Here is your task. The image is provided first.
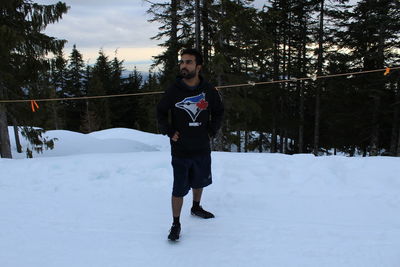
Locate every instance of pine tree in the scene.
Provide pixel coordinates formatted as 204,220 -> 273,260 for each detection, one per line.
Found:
119,67 -> 143,128
0,0 -> 68,158
263,0 -> 314,153
88,50 -> 112,130
308,0 -> 353,155
64,44 -> 85,131
207,0 -> 261,151
138,71 -> 161,132
148,0 -> 189,87
109,55 -> 127,127
66,45 -> 85,97
340,0 -> 400,155
50,53 -> 67,129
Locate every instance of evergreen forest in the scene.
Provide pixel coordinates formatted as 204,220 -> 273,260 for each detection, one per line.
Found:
1,0 -> 400,158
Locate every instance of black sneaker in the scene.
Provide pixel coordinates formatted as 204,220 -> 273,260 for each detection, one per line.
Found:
191,206 -> 215,219
168,223 -> 181,241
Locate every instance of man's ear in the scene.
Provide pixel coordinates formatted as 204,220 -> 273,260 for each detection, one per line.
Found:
196,65 -> 202,73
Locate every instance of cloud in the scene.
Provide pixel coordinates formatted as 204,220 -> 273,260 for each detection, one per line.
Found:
36,0 -> 164,71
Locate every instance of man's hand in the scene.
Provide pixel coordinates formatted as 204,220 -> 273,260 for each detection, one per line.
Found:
171,131 -> 180,142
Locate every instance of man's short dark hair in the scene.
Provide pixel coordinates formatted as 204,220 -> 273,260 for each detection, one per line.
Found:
181,48 -> 203,66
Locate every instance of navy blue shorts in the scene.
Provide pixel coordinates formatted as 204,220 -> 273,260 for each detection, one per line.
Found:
171,154 -> 212,197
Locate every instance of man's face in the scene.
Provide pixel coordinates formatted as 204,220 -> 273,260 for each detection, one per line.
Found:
179,54 -> 201,79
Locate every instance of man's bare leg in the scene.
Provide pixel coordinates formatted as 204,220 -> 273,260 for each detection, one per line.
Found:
192,188 -> 203,202
169,196 -> 183,241
172,196 -> 183,218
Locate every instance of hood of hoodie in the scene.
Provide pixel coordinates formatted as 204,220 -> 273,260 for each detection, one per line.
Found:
174,75 -> 209,92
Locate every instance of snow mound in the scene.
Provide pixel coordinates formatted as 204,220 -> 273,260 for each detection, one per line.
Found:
8,127 -> 169,158
89,128 -> 170,152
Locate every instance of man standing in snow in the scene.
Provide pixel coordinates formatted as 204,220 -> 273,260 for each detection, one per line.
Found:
157,48 -> 224,241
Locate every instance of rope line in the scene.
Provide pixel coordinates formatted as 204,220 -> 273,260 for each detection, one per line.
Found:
215,66 -> 400,89
0,66 -> 398,104
0,91 -> 164,103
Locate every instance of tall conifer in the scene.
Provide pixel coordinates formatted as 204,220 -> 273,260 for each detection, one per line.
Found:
0,0 -> 68,158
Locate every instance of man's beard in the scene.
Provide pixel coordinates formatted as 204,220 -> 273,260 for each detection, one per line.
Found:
180,68 -> 196,79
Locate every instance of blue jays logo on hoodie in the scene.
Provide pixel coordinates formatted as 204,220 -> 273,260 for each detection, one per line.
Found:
175,92 -> 209,122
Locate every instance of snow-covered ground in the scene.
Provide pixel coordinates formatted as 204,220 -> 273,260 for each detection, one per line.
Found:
1,127 -> 400,267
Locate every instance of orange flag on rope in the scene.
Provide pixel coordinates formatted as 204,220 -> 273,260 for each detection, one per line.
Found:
384,67 -> 391,76
31,100 -> 39,112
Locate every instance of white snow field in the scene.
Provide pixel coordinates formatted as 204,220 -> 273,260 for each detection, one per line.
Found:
1,127 -> 400,267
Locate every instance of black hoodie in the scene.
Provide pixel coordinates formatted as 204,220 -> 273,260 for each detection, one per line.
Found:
157,76 -> 224,157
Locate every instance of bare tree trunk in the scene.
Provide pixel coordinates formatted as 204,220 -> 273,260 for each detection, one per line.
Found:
259,132 -> 263,152
201,0 -> 210,66
397,127 -> 400,156
298,4 -> 308,154
244,130 -> 248,152
280,129 -> 284,153
213,19 -> 224,151
313,0 -> 324,156
271,123 -> 277,153
216,1 -> 224,87
369,18 -> 386,156
292,139 -> 295,151
0,81 -> 12,158
369,94 -> 380,156
314,83 -> 321,156
237,130 -> 241,152
298,80 -> 304,153
280,9 -> 288,155
0,106 -> 12,158
195,0 -> 201,51
363,145 -> 367,157
170,0 -> 179,68
271,3 -> 280,154
210,1 -> 225,152
11,117 -> 22,153
284,129 -> 288,154
390,81 -> 399,154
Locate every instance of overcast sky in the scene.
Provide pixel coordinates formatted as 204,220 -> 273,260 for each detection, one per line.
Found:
35,0 -> 271,72
36,0 -> 355,72
36,0 -> 162,71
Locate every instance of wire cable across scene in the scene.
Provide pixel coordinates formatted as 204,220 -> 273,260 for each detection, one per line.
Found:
0,66 -> 398,104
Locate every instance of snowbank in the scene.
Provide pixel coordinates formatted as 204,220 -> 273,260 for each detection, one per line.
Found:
1,128 -> 399,267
